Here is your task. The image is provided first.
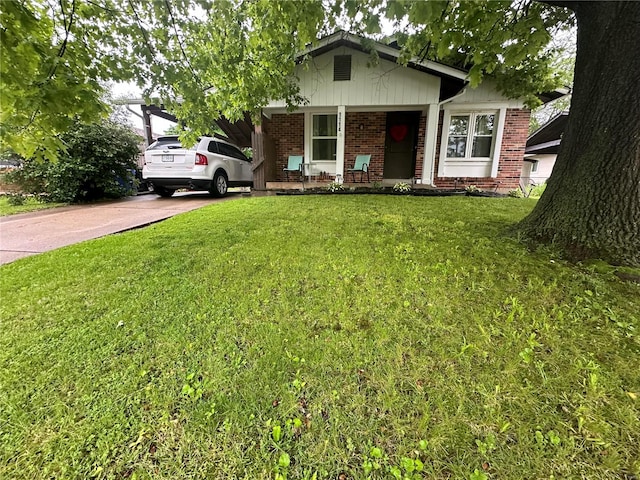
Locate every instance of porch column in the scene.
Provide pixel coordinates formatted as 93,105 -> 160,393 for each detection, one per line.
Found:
336,105 -> 346,180
422,103 -> 439,185
141,106 -> 153,147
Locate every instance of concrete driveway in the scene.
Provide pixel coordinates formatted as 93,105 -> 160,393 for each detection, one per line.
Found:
0,192 -> 239,265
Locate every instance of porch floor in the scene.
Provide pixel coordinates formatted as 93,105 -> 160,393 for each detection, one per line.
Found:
265,180 -> 438,190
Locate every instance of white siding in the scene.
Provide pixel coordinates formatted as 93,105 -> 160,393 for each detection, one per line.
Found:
267,47 -> 441,109
522,154 -> 556,183
449,79 -> 525,108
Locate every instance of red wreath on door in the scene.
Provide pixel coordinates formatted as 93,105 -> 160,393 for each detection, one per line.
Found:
390,124 -> 408,142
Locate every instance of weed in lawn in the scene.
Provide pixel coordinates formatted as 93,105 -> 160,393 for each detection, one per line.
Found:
181,372 -> 207,401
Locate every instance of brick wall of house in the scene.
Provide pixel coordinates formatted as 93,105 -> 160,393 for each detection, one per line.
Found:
495,109 -> 530,189
266,108 -> 528,188
433,108 -> 530,190
344,112 -> 386,180
267,113 -> 305,182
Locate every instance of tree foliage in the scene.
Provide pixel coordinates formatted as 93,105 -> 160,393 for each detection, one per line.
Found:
1,1 -> 134,159
529,29 -> 575,132
2,0 -> 575,156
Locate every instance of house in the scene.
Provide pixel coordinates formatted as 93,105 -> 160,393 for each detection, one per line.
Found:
522,111 -> 568,186
254,31 -> 566,191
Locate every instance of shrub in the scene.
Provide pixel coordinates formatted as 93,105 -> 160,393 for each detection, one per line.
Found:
528,182 -> 547,198
6,120 -> 140,203
327,182 -> 344,192
5,193 -> 26,206
465,185 -> 480,193
393,182 -> 411,193
509,189 -> 524,198
4,158 -> 49,195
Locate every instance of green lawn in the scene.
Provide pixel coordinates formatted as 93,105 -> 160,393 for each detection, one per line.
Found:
1,196 -> 638,480
0,196 -> 67,216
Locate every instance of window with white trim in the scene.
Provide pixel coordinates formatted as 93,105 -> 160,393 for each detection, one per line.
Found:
446,113 -> 495,159
312,114 -> 337,162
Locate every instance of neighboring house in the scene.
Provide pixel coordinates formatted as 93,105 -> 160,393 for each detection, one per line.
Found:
522,111 -> 568,185
255,30 -> 566,191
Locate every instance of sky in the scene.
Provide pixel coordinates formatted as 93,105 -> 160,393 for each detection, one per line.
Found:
110,82 -> 176,135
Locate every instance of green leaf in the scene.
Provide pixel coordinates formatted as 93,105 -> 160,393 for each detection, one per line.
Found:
272,424 -> 282,442
470,469 -> 488,480
278,452 -> 290,468
370,446 -> 383,458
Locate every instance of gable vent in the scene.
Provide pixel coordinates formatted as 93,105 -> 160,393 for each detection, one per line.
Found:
333,55 -> 352,81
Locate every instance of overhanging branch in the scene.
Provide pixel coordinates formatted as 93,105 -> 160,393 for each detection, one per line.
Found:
538,0 -> 578,11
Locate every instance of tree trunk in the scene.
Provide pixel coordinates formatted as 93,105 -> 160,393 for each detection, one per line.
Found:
520,1 -> 640,266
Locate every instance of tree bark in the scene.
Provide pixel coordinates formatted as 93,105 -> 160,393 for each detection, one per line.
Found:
520,1 -> 640,266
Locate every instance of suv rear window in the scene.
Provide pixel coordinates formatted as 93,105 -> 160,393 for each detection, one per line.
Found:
147,136 -> 182,150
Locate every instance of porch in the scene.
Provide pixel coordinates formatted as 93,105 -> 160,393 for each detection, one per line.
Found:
251,107 -> 440,190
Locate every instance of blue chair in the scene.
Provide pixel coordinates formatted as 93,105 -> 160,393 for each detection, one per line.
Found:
347,154 -> 371,182
283,155 -> 303,181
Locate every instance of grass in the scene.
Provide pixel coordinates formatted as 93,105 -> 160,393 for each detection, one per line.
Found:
1,195 -> 638,480
528,183 -> 547,198
0,195 -> 67,216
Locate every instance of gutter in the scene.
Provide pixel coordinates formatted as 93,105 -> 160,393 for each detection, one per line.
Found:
438,87 -> 468,107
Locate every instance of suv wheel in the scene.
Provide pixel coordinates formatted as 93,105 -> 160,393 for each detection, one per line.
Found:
210,171 -> 228,197
154,186 -> 175,197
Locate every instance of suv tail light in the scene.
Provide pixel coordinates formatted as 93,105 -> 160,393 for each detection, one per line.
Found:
195,153 -> 208,165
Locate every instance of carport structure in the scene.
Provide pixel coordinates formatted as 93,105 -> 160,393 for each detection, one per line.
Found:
116,99 -> 280,190
130,101 -> 255,148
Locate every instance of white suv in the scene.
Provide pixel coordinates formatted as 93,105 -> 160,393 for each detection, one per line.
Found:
142,136 -> 253,197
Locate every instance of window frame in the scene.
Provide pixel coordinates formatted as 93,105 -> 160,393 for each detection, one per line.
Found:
438,106 -> 507,179
445,112 -> 497,160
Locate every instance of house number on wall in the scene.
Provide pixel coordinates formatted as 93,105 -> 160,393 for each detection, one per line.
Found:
337,111 -> 342,134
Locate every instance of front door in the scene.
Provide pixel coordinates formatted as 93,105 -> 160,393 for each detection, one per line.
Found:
383,111 -> 421,179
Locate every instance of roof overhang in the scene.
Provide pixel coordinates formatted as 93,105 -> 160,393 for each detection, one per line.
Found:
536,86 -> 571,104
525,139 -> 561,155
526,111 -> 569,153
